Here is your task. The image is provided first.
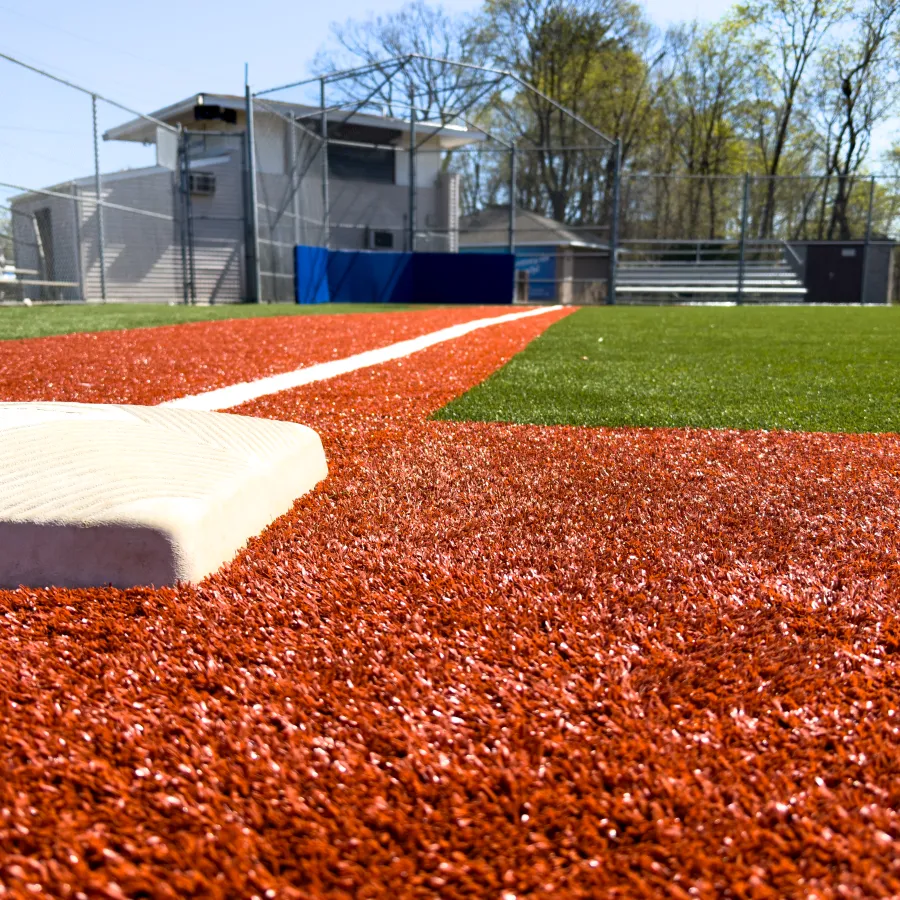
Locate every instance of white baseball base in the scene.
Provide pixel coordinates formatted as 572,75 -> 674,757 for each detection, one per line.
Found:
0,403 -> 327,589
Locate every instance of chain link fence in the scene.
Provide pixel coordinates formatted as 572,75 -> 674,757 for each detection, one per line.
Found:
248,70 -> 618,306
179,130 -> 247,305
617,173 -> 899,304
4,49 -> 897,307
442,144 -> 614,304
0,53 -> 212,305
250,99 -> 325,303
246,73 -> 899,307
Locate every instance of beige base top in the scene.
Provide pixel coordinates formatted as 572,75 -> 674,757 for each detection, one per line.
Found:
0,403 -> 328,588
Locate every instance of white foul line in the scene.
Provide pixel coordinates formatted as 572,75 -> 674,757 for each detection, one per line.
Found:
162,306 -> 563,412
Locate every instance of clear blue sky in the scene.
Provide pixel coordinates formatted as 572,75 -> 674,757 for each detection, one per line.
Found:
0,0 -> 853,207
0,0 -> 731,102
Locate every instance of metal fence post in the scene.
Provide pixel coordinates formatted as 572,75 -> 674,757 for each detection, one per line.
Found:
607,138 -> 622,305
71,182 -> 85,302
244,85 -> 261,303
508,143 -> 517,255
861,175 -> 876,305
180,129 -> 197,305
91,94 -> 107,302
178,127 -> 190,305
737,173 -> 750,305
289,113 -> 300,247
408,87 -> 417,253
320,78 -> 329,250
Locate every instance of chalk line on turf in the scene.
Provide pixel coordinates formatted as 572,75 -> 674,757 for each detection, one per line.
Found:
162,306 -> 563,412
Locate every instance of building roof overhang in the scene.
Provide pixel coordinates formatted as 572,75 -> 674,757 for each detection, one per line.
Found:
104,92 -> 484,150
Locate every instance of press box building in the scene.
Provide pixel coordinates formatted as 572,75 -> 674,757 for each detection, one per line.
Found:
10,92 -> 481,304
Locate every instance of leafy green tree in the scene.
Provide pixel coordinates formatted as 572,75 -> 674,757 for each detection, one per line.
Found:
470,0 -> 670,227
651,22 -> 751,238
314,0 -> 900,249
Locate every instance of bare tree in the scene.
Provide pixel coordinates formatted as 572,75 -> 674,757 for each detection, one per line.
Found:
814,0 -> 899,238
736,0 -> 847,237
313,1 -> 491,124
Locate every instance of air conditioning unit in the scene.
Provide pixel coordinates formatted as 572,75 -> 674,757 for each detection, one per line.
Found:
367,229 -> 395,250
189,172 -> 216,196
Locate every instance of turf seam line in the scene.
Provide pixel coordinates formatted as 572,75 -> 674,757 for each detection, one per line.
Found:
161,306 -> 563,412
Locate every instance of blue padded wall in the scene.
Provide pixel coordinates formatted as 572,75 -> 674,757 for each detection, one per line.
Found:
412,253 -> 514,304
295,246 -> 330,304
294,246 -> 515,304
326,250 -> 414,304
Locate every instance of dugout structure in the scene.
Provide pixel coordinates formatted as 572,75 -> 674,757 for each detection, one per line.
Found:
247,55 -> 620,304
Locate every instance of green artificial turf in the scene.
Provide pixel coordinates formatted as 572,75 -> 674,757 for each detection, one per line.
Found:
435,306 -> 900,433
0,302 -> 422,341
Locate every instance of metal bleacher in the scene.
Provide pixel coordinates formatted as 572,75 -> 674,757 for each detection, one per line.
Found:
616,241 -> 807,302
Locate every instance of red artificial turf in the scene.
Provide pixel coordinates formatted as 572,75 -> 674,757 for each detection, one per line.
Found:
0,306 -> 511,406
2,306 -> 900,898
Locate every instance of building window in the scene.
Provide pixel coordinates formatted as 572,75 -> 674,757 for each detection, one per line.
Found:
327,144 -> 394,183
193,104 -> 238,125
189,172 -> 216,196
369,229 -> 395,249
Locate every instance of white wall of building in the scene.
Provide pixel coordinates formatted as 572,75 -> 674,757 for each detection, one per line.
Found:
394,149 -> 440,188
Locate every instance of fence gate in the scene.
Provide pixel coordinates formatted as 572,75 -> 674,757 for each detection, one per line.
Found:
179,130 -> 247,304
